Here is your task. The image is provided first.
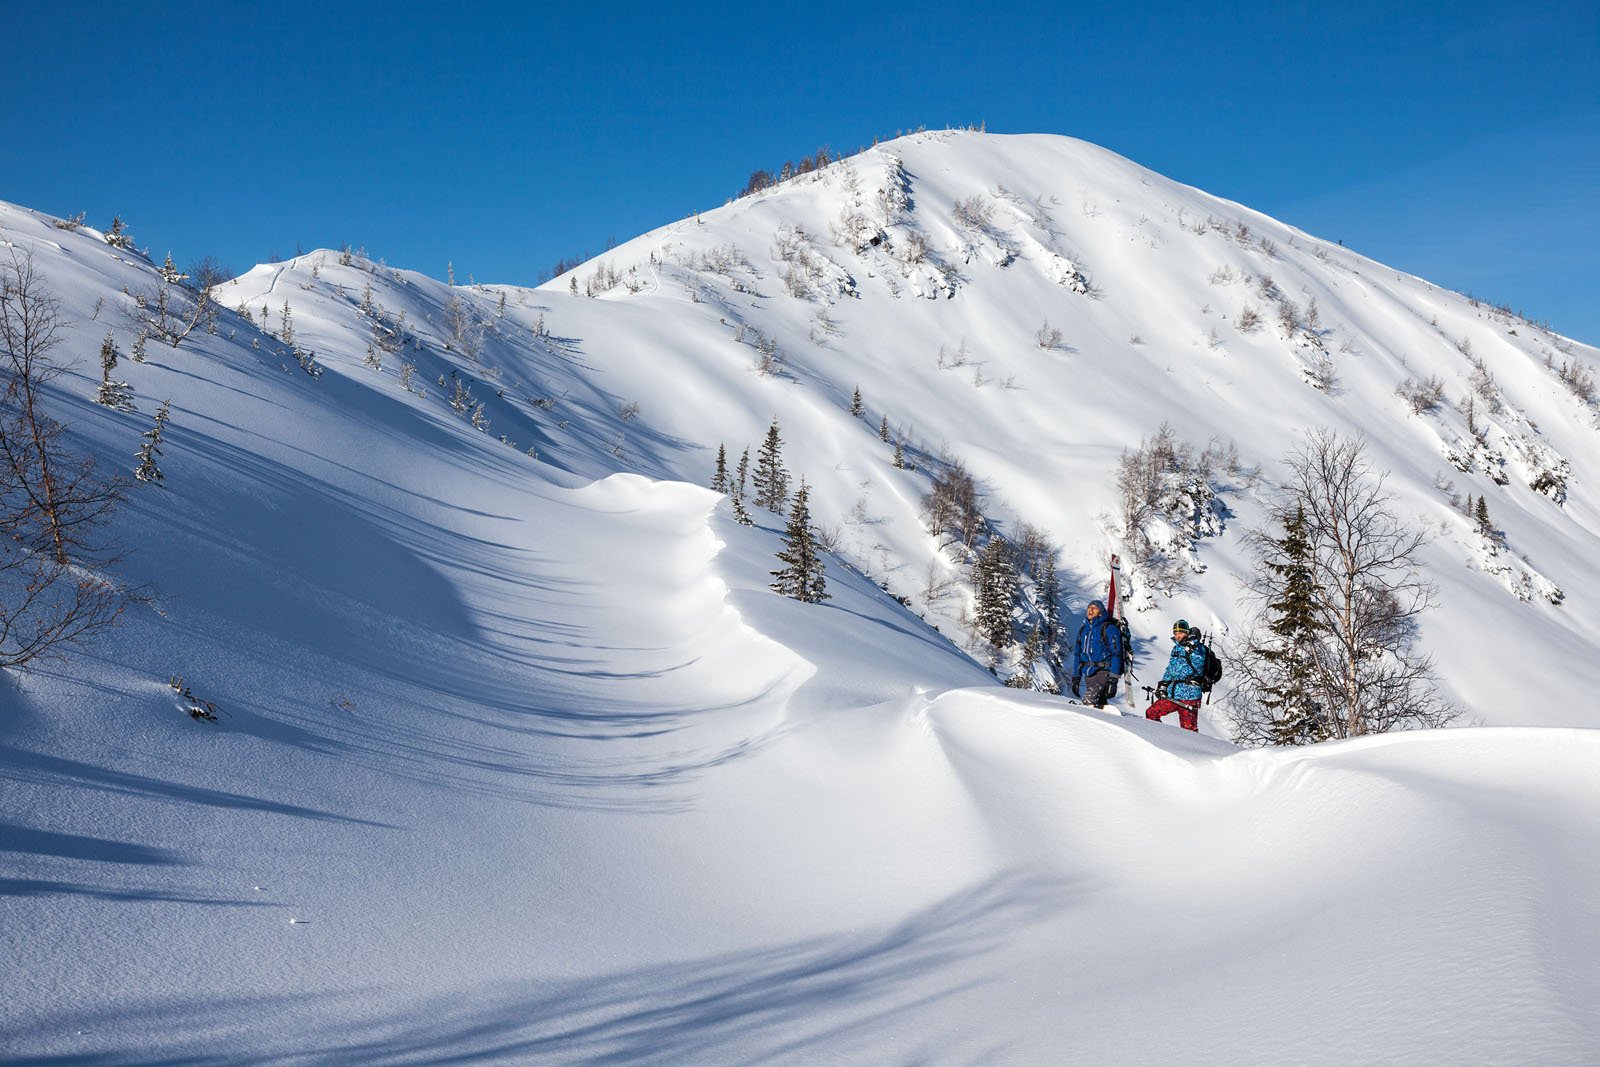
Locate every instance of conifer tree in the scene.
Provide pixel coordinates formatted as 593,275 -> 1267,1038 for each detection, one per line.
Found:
771,479 -> 828,603
893,439 -> 906,469
1008,627 -> 1043,688
134,400 -> 171,485
94,333 -> 134,410
1253,505 -> 1328,744
850,386 -> 863,417
711,443 -> 729,494
1474,495 -> 1493,538
973,537 -> 1018,658
280,300 -> 294,346
732,448 -> 754,526
753,418 -> 789,512
878,414 -> 890,442
1038,555 -> 1061,652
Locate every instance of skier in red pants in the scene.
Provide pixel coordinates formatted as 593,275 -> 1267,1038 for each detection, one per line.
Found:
1146,619 -> 1206,732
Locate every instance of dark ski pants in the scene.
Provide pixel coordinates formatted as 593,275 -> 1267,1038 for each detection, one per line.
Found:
1146,697 -> 1200,732
1084,669 -> 1118,708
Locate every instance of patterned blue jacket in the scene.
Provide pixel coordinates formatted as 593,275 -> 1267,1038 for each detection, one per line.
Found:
1160,636 -> 1208,703
1072,606 -> 1123,679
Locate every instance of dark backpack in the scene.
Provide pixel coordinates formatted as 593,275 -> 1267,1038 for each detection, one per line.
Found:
1191,632 -> 1223,692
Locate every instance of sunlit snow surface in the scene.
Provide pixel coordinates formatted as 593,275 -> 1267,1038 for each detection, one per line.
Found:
2,132 -> 1598,1063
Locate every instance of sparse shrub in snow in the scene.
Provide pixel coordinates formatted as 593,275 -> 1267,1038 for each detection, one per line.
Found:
951,194 -> 993,231
51,210 -> 86,232
1117,425 -> 1227,596
830,207 -> 882,253
756,334 -> 782,376
899,231 -> 929,265
1557,359 -> 1596,404
1044,254 -> 1090,294
1396,375 -> 1447,414
876,156 -> 912,223
128,279 -> 215,349
1036,321 -> 1063,350
618,400 -> 641,421
1276,299 -> 1299,336
1467,356 -> 1503,412
1302,355 -> 1338,392
1237,305 -> 1262,333
921,455 -> 983,549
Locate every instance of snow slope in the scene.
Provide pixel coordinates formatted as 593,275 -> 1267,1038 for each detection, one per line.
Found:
2,132 -> 1599,1063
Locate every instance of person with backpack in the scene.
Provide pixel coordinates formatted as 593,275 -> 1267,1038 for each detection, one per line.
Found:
1146,619 -> 1208,732
1071,600 -> 1123,708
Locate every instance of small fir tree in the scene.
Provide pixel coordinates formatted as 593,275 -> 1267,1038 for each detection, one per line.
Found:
134,400 -> 171,485
95,333 -> 134,410
878,414 -> 890,442
280,300 -> 294,346
850,386 -> 863,417
753,418 -> 789,512
732,448 -> 754,526
1038,556 -> 1061,653
711,443 -> 729,494
770,479 -> 828,603
893,439 -> 906,469
1474,495 -> 1493,538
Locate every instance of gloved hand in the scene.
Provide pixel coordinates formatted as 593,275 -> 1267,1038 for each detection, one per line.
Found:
1070,677 -> 1080,698
1156,680 -> 1169,700
1107,678 -> 1119,699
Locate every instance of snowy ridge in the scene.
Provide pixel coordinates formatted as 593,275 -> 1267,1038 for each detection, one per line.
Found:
2,132 -> 1598,1063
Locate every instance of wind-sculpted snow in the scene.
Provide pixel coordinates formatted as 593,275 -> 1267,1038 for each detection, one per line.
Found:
2,133 -> 1598,1062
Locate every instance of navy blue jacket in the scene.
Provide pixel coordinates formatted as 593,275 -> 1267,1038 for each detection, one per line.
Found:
1072,608 -> 1124,679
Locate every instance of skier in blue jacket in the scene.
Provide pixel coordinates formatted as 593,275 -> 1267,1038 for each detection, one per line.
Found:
1071,600 -> 1123,708
1146,619 -> 1206,731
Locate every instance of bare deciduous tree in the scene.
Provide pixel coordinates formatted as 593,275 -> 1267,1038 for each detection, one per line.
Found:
0,248 -> 128,669
1228,429 -> 1455,743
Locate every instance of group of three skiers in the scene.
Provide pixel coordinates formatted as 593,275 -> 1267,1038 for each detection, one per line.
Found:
1069,600 -> 1207,732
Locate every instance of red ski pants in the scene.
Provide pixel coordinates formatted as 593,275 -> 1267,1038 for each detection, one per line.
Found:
1146,697 -> 1200,732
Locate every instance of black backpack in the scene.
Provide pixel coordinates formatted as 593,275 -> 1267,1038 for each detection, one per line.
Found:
1191,631 -> 1223,693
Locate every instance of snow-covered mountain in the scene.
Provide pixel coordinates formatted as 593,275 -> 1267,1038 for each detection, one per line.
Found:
3,131 -> 1597,1063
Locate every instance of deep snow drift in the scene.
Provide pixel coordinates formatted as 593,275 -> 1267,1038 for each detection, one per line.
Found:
2,132 -> 1598,1063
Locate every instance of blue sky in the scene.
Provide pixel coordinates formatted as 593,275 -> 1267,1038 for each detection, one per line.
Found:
7,1 -> 1598,340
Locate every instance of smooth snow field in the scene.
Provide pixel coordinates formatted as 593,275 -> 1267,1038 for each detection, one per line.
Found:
3,132 -> 1598,1063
